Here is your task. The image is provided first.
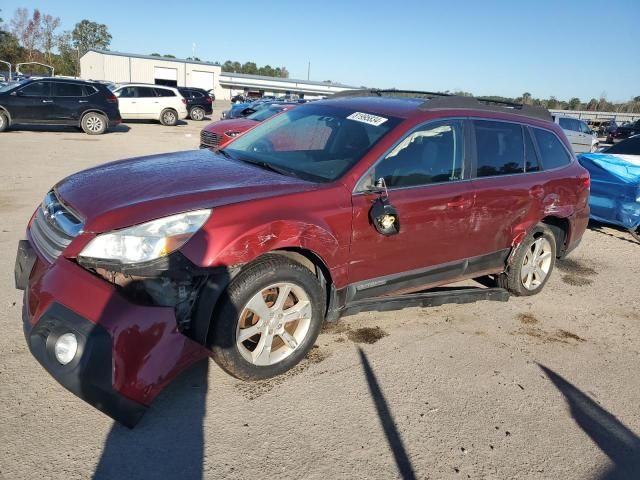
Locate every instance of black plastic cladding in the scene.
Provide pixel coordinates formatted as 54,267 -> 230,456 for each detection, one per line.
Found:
331,89 -> 552,122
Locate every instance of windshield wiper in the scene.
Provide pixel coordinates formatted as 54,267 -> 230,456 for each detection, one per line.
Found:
213,148 -> 233,159
239,158 -> 293,177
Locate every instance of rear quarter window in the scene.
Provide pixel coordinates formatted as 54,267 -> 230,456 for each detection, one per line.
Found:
532,128 -> 572,170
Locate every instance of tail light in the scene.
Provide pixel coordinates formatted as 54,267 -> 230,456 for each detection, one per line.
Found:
106,94 -> 118,104
580,173 -> 590,190
182,98 -> 187,105
206,97 -> 212,103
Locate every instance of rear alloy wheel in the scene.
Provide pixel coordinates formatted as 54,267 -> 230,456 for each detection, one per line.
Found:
190,106 -> 205,121
0,111 -> 9,132
629,227 -> 640,243
160,109 -> 178,126
210,254 -> 324,380
81,112 -> 107,135
496,225 -> 556,296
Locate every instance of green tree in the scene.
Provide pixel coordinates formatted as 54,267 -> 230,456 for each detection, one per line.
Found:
72,19 -> 111,57
10,8 -> 42,61
567,97 -> 581,110
41,13 -> 60,64
547,96 -> 558,109
0,9 -> 24,66
521,92 -> 532,105
162,54 -> 176,58
55,32 -> 79,76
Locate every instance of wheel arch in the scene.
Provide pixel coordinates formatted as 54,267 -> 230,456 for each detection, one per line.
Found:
191,247 -> 335,348
540,216 -> 570,257
78,109 -> 109,127
0,105 -> 12,124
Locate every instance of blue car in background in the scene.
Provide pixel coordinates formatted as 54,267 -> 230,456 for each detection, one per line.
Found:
577,135 -> 640,242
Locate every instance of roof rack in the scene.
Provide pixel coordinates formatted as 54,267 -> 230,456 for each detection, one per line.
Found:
331,89 -> 551,122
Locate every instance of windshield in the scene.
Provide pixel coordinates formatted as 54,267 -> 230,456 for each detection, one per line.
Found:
604,136 -> 640,155
247,105 -> 291,122
0,81 -> 23,93
225,104 -> 401,183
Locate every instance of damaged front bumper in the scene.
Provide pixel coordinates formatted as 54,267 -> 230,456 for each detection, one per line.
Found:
16,240 -> 211,427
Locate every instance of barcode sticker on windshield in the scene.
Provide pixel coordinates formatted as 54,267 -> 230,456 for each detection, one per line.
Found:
347,112 -> 388,126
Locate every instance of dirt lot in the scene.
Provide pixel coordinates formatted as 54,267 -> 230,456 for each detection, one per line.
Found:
0,114 -> 639,480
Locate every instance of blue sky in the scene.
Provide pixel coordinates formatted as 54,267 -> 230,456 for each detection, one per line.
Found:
1,0 -> 639,101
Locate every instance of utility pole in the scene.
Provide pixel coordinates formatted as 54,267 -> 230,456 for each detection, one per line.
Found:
307,61 -> 310,81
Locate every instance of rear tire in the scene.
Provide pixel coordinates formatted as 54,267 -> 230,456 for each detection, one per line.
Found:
160,108 -> 178,126
81,112 -> 107,135
209,254 -> 325,381
496,225 -> 556,296
190,106 -> 205,121
0,111 -> 9,132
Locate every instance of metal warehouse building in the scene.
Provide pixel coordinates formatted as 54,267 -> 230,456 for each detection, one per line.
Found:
80,49 -> 356,100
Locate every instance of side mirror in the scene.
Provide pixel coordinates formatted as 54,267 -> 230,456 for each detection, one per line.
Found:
10,90 -> 22,96
368,178 -> 400,236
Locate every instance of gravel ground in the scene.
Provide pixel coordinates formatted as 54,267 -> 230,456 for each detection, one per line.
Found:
0,113 -> 639,480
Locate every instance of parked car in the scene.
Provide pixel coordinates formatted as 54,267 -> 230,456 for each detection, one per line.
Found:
577,135 -> 640,241
200,103 -> 297,148
111,83 -> 188,126
15,91 -> 590,427
552,115 -> 598,152
0,78 -> 121,134
588,119 -> 617,137
231,94 -> 247,103
606,119 -> 640,143
178,87 -> 213,121
221,101 -> 252,120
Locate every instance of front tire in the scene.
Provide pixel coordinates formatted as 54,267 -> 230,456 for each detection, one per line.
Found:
0,111 -> 9,132
497,225 -> 556,296
190,106 -> 205,121
160,108 -> 178,126
210,254 -> 325,381
81,112 -> 107,135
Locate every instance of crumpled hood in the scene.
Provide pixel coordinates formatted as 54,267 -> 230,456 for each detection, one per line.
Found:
55,149 -> 316,232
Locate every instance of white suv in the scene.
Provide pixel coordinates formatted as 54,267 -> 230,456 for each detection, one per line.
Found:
552,115 -> 599,153
111,84 -> 188,126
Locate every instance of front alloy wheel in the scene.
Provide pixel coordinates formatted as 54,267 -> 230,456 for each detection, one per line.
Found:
210,254 -> 324,380
236,283 -> 312,366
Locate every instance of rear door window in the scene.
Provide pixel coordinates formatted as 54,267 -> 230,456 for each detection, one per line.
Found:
52,82 -> 84,97
532,128 -> 572,170
136,87 -> 157,97
373,120 -> 465,188
18,81 -> 50,97
474,120 -> 525,177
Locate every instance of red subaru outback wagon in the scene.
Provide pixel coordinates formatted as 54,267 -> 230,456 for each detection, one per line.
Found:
15,90 -> 590,426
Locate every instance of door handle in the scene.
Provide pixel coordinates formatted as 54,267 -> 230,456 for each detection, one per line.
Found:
529,185 -> 545,199
447,196 -> 473,209
78,100 -> 88,103
42,99 -> 53,103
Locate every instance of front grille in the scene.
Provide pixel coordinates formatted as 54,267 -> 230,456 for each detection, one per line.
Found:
200,130 -> 221,148
29,191 -> 83,263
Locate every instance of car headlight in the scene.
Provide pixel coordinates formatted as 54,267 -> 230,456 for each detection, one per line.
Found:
224,130 -> 241,137
79,209 -> 211,264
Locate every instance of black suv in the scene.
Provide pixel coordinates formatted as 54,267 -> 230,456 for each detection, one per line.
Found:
178,87 -> 213,121
0,78 -> 121,134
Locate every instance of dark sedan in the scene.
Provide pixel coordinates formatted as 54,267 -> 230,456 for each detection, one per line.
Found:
606,119 -> 640,143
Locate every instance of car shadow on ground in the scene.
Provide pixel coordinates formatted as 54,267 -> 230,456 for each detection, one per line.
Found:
588,220 -> 638,246
5,124 -> 131,134
358,347 -> 417,480
92,360 -> 209,480
539,364 -> 640,480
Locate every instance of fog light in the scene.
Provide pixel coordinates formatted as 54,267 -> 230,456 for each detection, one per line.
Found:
54,333 -> 78,365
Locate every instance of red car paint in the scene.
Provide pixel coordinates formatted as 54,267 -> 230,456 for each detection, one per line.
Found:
200,103 -> 298,148
18,95 -> 590,424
